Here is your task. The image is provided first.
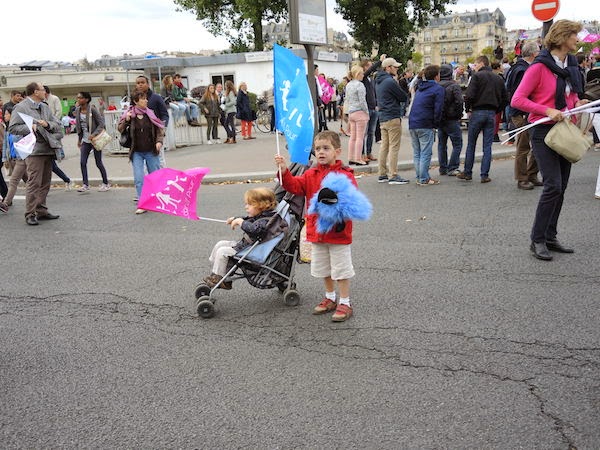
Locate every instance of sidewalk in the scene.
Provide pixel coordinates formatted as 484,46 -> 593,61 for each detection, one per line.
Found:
52,119 -> 516,186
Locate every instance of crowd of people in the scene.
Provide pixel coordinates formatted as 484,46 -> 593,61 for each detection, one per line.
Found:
1,20 -> 599,272
0,74 -> 271,216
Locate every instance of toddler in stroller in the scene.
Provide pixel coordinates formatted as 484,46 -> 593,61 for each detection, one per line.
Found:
195,187 -> 305,318
203,187 -> 282,290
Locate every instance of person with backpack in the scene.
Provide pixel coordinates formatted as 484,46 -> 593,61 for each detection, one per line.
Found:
437,64 -> 464,176
505,41 -> 542,190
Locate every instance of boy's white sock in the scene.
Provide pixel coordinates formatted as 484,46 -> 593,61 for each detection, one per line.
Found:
325,291 -> 336,301
338,297 -> 351,306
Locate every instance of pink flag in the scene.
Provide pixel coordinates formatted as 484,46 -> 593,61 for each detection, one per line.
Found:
583,34 -> 600,43
137,167 -> 210,220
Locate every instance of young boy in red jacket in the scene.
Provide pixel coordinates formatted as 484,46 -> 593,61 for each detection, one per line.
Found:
274,131 -> 357,322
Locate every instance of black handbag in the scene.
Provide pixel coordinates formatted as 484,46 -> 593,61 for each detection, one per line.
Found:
119,123 -> 132,148
583,78 -> 600,102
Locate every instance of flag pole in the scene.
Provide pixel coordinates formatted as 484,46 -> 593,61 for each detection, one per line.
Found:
198,217 -> 228,223
276,129 -> 282,182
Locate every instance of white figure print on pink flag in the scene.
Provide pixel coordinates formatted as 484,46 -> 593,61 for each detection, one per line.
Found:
137,167 -> 211,220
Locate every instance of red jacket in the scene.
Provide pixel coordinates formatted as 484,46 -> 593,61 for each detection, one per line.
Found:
279,161 -> 356,244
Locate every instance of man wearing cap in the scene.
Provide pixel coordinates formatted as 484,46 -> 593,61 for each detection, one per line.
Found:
374,57 -> 410,185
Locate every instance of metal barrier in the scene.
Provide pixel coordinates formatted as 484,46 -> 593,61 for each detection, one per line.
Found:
104,110 -> 204,155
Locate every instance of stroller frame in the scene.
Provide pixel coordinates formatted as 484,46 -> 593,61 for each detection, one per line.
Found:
194,199 -> 303,318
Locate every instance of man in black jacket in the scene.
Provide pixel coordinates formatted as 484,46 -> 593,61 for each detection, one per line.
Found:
437,65 -> 464,176
506,41 -> 541,190
458,56 -> 508,183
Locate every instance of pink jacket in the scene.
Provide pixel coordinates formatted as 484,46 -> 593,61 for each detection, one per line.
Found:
511,63 -> 580,124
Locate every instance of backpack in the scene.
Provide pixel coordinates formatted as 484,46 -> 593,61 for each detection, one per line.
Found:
583,78 -> 600,102
7,133 -> 17,159
440,80 -> 463,120
505,60 -> 528,103
318,77 -> 333,105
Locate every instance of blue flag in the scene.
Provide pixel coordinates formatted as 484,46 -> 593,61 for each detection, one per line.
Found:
273,44 -> 314,165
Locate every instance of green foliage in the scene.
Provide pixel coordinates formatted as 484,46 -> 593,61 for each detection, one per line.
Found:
248,91 -> 258,112
335,0 -> 456,63
174,0 -> 287,51
481,46 -> 494,59
411,52 -> 423,69
581,40 -> 600,55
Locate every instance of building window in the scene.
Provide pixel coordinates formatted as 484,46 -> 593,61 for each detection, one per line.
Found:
487,40 -> 494,47
441,57 -> 447,64
454,45 -> 458,52
211,74 -> 235,86
454,56 -> 460,63
425,56 -> 431,65
425,32 -> 431,42
454,29 -> 459,38
441,47 -> 447,54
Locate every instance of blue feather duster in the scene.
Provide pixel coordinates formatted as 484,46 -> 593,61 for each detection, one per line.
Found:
307,172 -> 373,234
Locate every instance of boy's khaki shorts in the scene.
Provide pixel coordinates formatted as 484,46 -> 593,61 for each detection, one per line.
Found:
310,243 -> 355,280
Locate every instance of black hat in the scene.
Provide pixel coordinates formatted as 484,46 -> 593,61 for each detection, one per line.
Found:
317,187 -> 338,205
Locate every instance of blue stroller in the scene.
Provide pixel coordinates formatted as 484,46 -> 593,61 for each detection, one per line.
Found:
194,192 -> 305,318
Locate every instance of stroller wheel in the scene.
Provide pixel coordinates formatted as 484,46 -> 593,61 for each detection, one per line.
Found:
194,284 -> 211,300
197,297 -> 215,318
283,290 -> 300,307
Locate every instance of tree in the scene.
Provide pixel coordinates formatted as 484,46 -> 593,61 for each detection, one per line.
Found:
480,46 -> 494,60
411,52 -> 423,70
335,0 -> 456,63
174,0 -> 287,52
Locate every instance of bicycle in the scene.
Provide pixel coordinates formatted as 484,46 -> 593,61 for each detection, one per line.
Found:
255,109 -> 272,133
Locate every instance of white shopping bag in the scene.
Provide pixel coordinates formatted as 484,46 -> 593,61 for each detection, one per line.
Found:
595,166 -> 600,198
14,112 -> 36,159
13,132 -> 35,159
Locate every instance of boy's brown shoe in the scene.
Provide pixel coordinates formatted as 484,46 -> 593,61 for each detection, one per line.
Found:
332,304 -> 353,322
313,298 -> 337,315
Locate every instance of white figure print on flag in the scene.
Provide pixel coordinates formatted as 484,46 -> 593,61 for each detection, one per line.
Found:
273,44 -> 314,165
137,167 -> 211,220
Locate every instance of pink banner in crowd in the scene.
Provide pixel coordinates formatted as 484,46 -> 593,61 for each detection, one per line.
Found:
137,167 -> 211,220
583,34 -> 600,43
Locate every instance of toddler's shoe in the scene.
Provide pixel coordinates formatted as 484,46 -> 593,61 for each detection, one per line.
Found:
203,273 -> 232,290
313,298 -> 337,315
332,304 -> 353,322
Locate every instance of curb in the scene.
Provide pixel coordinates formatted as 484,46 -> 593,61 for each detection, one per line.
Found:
51,148 -> 516,187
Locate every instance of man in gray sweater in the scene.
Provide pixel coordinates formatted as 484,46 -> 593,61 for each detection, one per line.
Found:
8,82 -> 62,225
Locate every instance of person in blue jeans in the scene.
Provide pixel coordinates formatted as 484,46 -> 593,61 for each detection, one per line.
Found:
117,91 -> 165,214
408,65 -> 445,185
437,64 -> 464,176
458,55 -> 508,183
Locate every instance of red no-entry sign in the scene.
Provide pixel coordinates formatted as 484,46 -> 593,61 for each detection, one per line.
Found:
531,0 -> 560,22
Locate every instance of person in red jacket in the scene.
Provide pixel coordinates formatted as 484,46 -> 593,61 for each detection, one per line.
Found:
275,131 -> 357,322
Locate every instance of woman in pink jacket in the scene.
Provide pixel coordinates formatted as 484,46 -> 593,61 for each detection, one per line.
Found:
512,20 -> 589,261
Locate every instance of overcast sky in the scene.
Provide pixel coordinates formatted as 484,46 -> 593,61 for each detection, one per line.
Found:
0,0 -> 591,65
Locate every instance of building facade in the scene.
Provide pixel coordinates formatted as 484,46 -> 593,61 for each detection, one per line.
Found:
413,8 -> 508,66
121,49 -> 353,99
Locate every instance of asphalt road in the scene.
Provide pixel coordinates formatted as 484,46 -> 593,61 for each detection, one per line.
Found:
1,154 -> 599,449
